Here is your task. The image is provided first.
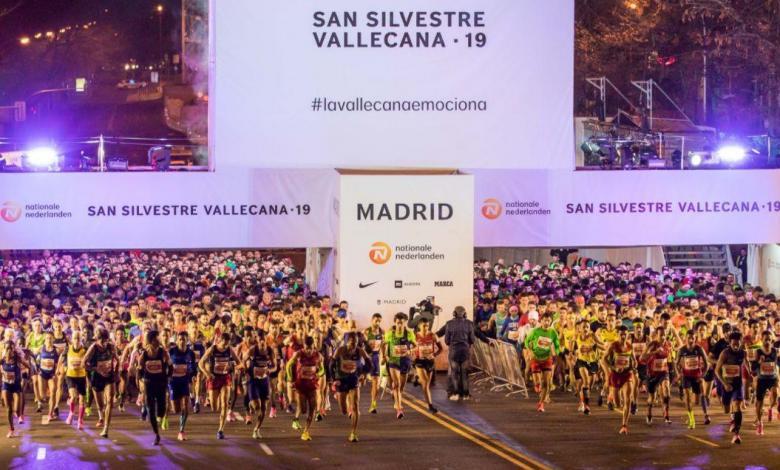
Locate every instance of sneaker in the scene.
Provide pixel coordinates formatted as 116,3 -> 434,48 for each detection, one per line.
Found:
619,425 -> 628,435
348,432 -> 358,442
607,402 -> 614,411
17,416 -> 23,425
36,402 -> 43,414
462,395 -> 471,401
193,402 -> 201,414
732,433 -> 741,444
630,402 -> 637,416
65,412 -> 74,425
178,432 -> 187,441
664,415 -> 672,425
252,429 -> 261,440
704,415 -> 711,425
269,406 -> 277,418
118,403 -> 125,412
584,406 -> 591,416
245,415 -> 252,425
77,420 -> 84,431
217,430 -> 225,440
96,418 -> 104,428
154,433 -> 161,446
577,402 -> 585,413
292,418 -> 302,431
448,395 -> 459,402
396,410 -> 404,419
428,404 -> 438,414
646,415 -> 652,425
85,406 -> 92,417
301,431 -> 312,441
757,423 -> 764,436
141,407 -> 148,421
6,430 -> 15,438
688,419 -> 696,430
536,401 -> 545,413
368,402 -> 377,414
227,411 -> 236,423
100,430 -> 109,439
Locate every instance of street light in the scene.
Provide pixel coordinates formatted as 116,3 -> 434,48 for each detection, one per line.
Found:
156,4 -> 164,69
19,37 -> 31,46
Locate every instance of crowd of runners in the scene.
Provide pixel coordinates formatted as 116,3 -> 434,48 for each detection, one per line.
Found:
474,257 -> 779,444
0,250 -> 442,444
0,249 -> 778,448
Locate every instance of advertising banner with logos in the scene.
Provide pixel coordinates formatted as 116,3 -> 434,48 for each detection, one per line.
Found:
213,0 -> 573,169
472,169 -> 780,247
0,170 -> 338,249
337,175 -> 474,327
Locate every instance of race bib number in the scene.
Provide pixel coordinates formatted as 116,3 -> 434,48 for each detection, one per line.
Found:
68,358 -> 82,370
651,358 -> 667,372
392,345 -> 408,357
340,360 -> 358,374
40,358 -> 55,371
55,344 -> 66,355
614,355 -> 630,369
214,360 -> 229,375
683,357 -> 700,371
2,371 -> 15,384
723,365 -> 740,378
300,365 -> 317,380
253,365 -> 268,378
145,360 -> 163,374
418,344 -> 434,358
579,344 -> 592,354
507,330 -> 520,341
97,360 -> 113,376
632,343 -> 645,355
172,364 -> 188,378
760,362 -> 776,376
369,340 -> 381,352
536,336 -> 552,350
747,348 -> 758,362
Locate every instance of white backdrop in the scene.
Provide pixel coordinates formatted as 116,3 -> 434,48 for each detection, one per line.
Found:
213,0 -> 574,169
337,175 -> 474,327
0,170 -> 338,249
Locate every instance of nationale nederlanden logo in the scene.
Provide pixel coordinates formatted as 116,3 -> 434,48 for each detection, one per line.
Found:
481,198 -> 502,220
0,201 -> 22,222
369,242 -> 392,265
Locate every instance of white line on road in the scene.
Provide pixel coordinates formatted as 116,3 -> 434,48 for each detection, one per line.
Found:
260,443 -> 274,456
36,447 -> 46,460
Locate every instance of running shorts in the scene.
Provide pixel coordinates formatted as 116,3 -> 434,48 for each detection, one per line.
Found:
207,374 -> 231,392
66,376 -> 87,396
756,377 -> 778,402
530,357 -> 554,373
609,370 -> 632,389
248,377 -> 270,402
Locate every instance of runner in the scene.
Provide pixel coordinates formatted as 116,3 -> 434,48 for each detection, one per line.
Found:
25,318 -> 46,413
363,313 -> 384,414
286,335 -> 324,441
629,320 -> 648,416
601,325 -> 635,434
60,330 -> 88,431
199,332 -> 239,439
715,331 -> 750,444
83,328 -> 118,438
36,331 -> 60,421
676,330 -> 708,429
573,319 -> 603,415
642,326 -> 673,425
332,331 -> 373,442
243,328 -> 276,439
138,329 -> 172,445
523,313 -> 560,412
384,312 -> 416,417
754,330 -> 778,436
413,317 -> 442,413
2,341 -> 29,438
169,331 -> 197,441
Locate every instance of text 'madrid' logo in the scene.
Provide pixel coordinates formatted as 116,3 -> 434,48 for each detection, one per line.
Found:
481,198 -> 502,220
369,242 -> 392,265
0,201 -> 22,223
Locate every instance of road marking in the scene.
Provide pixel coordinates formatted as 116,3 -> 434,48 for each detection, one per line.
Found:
404,393 -> 552,470
403,398 -> 547,470
260,443 -> 274,455
685,434 -> 720,448
36,447 -> 46,460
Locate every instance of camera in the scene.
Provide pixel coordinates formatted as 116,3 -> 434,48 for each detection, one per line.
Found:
408,297 -> 441,328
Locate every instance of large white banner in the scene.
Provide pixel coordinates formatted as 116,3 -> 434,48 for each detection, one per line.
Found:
0,170 -> 338,249
213,0 -> 574,169
338,175 -> 474,328
473,169 -> 780,247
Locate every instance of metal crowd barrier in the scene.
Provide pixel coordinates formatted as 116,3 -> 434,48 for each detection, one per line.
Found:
470,339 -> 529,398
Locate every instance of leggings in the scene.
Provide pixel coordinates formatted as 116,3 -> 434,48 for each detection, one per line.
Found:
145,380 -> 167,435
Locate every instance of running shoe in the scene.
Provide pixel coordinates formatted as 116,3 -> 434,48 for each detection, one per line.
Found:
732,434 -> 741,444
462,395 -> 471,401
17,415 -> 24,425
269,406 -> 277,418
664,415 -> 672,425
315,413 -> 323,422
6,429 -> 15,439
252,429 -> 261,440
368,402 -> 377,414
96,418 -> 104,428
77,419 -> 84,431
577,402 -> 584,413
536,401 -> 545,413
646,415 -> 653,425
348,432 -> 358,442
154,433 -> 161,446
704,415 -> 711,425
85,406 -> 92,417
607,402 -> 614,411
245,415 -> 252,425
448,395 -> 459,402
619,425 -> 628,435
301,431 -> 311,441
584,406 -> 591,416
193,402 -> 201,414
630,402 -> 638,416
161,416 -> 169,430
36,402 -> 42,414
141,406 -> 148,421
227,411 -> 236,423
118,403 -> 125,412
100,430 -> 109,439
428,404 -> 438,414
217,430 -> 225,440
757,422 -> 764,436
178,432 -> 187,441
65,412 -> 74,425
396,409 -> 404,419
292,418 -> 302,430
688,418 -> 695,430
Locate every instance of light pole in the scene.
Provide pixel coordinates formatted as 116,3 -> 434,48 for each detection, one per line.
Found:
156,4 -> 164,69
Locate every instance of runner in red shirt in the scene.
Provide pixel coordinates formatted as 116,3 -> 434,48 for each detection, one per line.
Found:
285,336 -> 323,441
676,330 -> 708,429
601,326 -> 635,435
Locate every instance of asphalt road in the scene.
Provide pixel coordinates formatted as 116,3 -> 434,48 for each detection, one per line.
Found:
2,376 -> 778,469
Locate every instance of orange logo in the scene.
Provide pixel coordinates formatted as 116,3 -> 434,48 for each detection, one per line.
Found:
481,198 -> 502,219
0,201 -> 22,223
369,242 -> 392,265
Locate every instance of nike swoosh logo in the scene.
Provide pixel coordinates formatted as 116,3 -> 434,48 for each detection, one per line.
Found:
359,282 -> 377,289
